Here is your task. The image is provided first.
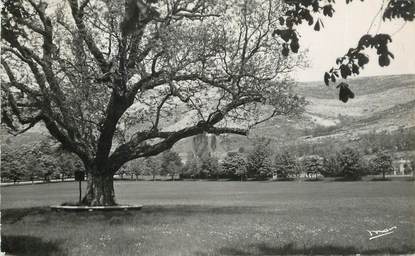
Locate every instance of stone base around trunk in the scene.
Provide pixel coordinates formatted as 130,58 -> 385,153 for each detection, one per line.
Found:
50,204 -> 142,212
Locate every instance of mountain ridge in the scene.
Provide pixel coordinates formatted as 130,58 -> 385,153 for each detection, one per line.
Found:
2,74 -> 414,159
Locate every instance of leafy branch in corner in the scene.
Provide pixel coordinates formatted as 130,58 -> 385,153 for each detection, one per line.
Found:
274,0 -> 414,102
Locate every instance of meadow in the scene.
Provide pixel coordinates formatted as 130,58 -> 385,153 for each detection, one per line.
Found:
1,180 -> 414,255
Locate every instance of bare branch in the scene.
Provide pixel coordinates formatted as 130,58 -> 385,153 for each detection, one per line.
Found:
1,59 -> 42,97
68,0 -> 110,73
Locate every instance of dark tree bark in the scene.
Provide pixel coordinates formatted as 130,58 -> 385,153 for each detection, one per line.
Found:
82,171 -> 116,206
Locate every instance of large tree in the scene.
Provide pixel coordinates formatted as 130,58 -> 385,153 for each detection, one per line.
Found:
2,0 -> 413,205
1,0 -> 305,205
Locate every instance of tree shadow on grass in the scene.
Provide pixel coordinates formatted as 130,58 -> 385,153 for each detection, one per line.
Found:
1,207 -> 51,224
140,205 -> 268,216
2,205 -> 271,230
370,177 -> 392,181
2,206 -> 134,223
334,177 -> 363,182
1,235 -> 65,256
196,243 -> 415,255
304,178 -> 324,182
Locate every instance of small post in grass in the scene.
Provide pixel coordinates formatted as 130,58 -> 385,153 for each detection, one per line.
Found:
74,171 -> 85,204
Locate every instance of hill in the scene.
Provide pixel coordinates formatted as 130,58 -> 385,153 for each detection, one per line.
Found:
173,74 -> 415,159
291,74 -> 415,141
2,74 -> 414,161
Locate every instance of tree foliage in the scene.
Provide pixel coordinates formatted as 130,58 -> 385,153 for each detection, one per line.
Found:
371,151 -> 394,179
1,147 -> 26,182
302,155 -> 325,180
246,141 -> 274,179
337,147 -> 363,180
182,157 -> 202,179
117,160 -> 137,179
221,153 -> 247,181
274,151 -> 297,179
274,0 -> 415,100
200,155 -> 221,179
321,154 -> 340,177
1,139 -> 83,182
160,150 -> 183,180
143,157 -> 161,180
182,154 -> 221,179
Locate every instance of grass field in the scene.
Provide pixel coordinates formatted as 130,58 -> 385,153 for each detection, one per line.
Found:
1,180 -> 415,255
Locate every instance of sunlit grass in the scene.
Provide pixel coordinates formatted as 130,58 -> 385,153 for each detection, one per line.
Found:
1,180 -> 414,255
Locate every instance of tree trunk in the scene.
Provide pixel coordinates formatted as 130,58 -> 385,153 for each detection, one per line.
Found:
383,170 -> 385,179
82,172 -> 116,206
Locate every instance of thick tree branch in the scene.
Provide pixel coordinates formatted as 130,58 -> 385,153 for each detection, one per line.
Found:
69,0 -> 110,74
107,92 -> 263,171
108,123 -> 247,172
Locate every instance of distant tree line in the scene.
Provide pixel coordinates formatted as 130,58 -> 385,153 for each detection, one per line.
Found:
1,140 -> 83,183
3,132 -> 413,183
117,140 -> 413,182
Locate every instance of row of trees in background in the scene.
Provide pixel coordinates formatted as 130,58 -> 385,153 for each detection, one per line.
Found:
115,141 -> 413,182
2,134 -> 412,183
227,145 -> 411,181
117,150 -> 183,181
1,140 -> 83,183
2,143 -> 411,183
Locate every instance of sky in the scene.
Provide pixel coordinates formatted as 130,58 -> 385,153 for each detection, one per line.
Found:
293,0 -> 415,82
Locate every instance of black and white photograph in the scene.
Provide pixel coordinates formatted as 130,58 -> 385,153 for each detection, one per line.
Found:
0,0 -> 414,255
